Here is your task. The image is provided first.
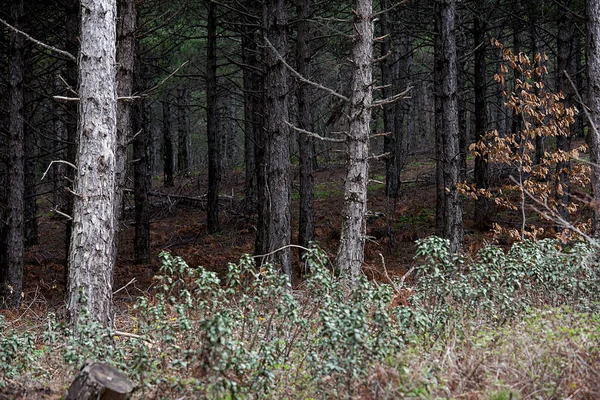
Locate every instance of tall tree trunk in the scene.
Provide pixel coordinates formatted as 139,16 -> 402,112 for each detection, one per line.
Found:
67,0 -> 118,328
588,0 -> 600,235
177,87 -> 190,173
2,0 -> 25,308
335,0 -> 373,279
24,103 -> 38,246
260,0 -> 292,276
162,92 -> 174,187
115,0 -> 136,265
242,12 -> 261,213
132,21 -> 150,264
133,98 -> 151,264
64,0 -> 80,282
473,8 -> 490,228
434,0 -> 463,253
296,0 -> 314,257
555,0 -> 574,225
206,0 -> 220,233
381,0 -> 398,198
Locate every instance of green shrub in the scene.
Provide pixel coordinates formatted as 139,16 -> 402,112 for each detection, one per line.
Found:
411,236 -> 600,336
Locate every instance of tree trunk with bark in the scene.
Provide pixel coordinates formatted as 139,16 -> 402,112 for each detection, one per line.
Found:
260,0 -> 292,276
132,66 -> 151,265
177,87 -> 190,173
241,3 -> 262,214
162,92 -> 174,188
434,0 -> 463,253
473,8 -> 490,228
63,0 -> 80,280
207,0 -> 220,233
296,0 -> 314,257
335,0 -> 373,279
67,0 -> 118,328
115,0 -> 136,263
555,0 -> 574,225
588,0 -> 600,235
24,96 -> 38,246
2,0 -> 26,308
381,0 -> 398,198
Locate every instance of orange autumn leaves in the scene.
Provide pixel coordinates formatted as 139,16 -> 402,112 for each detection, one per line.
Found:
458,40 -> 590,241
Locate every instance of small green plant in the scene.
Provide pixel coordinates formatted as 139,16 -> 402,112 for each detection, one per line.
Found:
410,236 -> 600,337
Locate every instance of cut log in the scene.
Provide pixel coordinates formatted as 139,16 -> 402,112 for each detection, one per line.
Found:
66,361 -> 135,400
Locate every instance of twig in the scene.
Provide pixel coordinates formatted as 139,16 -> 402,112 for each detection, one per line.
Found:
284,121 -> 346,143
113,278 -> 136,295
264,37 -> 349,102
127,129 -> 143,145
41,160 -> 78,180
509,175 -> 599,247
53,96 -> 80,102
565,71 -> 599,144
371,86 -> 413,108
0,17 -> 76,61
58,75 -> 78,95
369,152 -> 390,160
51,208 -> 73,221
143,60 -> 189,95
378,253 -> 414,293
253,244 -> 312,260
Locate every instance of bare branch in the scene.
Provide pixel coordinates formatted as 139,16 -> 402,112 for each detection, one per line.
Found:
50,208 -> 73,221
41,160 -> 77,180
113,278 -> 136,295
142,61 -> 189,96
369,152 -> 390,160
565,71 -> 599,144
509,175 -> 599,247
53,96 -> 80,102
58,75 -> 78,95
371,86 -> 413,108
264,37 -> 349,102
0,17 -> 77,61
284,121 -> 346,143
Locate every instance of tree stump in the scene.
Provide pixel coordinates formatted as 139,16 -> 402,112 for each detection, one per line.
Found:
66,361 -> 135,400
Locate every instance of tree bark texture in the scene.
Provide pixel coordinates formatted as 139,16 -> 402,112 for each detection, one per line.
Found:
177,87 -> 190,173
67,0 -> 118,328
555,0 -> 574,224
131,4 -> 150,264
296,0 -> 315,256
24,89 -> 38,247
434,0 -> 463,253
162,92 -> 174,187
335,0 -> 373,279
588,0 -> 600,235
381,0 -> 399,198
242,10 -> 261,213
115,0 -> 136,226
261,0 -> 292,276
63,0 -> 80,277
207,0 -> 220,233
473,9 -> 490,228
2,0 -> 26,308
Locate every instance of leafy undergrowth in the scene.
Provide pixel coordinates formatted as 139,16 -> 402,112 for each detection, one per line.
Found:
2,239 -> 600,399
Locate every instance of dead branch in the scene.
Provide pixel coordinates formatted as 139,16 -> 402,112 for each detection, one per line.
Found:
264,37 -> 349,102
0,17 -> 76,61
284,121 -> 346,143
371,86 -> 413,108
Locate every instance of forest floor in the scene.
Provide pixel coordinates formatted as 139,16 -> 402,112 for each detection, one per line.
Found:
20,153 -> 495,311
3,151 -> 600,399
